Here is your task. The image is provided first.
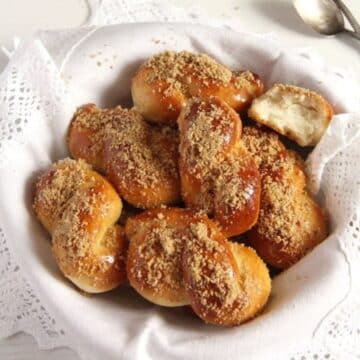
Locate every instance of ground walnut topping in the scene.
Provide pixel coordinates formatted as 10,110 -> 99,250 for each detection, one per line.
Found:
258,178 -> 302,252
242,126 -> 305,252
241,126 -> 288,171
182,98 -> 254,213
233,70 -> 257,91
145,51 -> 233,91
53,191 -> 97,261
214,150 -> 255,211
36,158 -> 90,220
184,102 -> 233,175
72,105 -> 124,131
69,105 -> 133,169
105,113 -> 179,188
72,104 -> 180,189
132,218 -> 186,292
187,222 -> 241,309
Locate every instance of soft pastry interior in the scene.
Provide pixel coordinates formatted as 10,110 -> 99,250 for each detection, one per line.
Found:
248,83 -> 333,146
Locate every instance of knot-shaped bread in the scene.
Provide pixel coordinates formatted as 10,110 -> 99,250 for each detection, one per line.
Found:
33,158 -> 127,293
126,208 -> 271,326
68,104 -> 180,209
178,97 -> 261,237
131,51 -> 263,124
242,126 -> 328,269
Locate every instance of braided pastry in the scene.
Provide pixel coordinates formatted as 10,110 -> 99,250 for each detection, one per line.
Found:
178,97 -> 261,237
242,126 -> 328,269
68,104 -> 180,209
33,158 -> 127,293
126,208 -> 271,325
132,51 -> 263,124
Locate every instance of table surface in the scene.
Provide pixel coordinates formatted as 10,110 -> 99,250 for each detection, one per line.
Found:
0,0 -> 359,359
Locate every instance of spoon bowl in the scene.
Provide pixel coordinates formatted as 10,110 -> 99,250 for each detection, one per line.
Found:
293,0 -> 345,35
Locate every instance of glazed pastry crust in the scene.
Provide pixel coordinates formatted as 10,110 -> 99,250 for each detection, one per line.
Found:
182,215 -> 271,326
242,126 -> 328,269
126,208 -> 193,307
68,104 -> 181,209
126,207 -> 271,325
33,158 -> 127,293
132,51 -> 263,124
178,97 -> 261,237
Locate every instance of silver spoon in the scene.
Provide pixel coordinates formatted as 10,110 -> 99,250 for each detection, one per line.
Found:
293,0 -> 360,40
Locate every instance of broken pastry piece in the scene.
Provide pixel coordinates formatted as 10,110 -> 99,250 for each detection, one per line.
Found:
248,83 -> 333,146
242,126 -> 328,269
132,51 -> 263,124
178,97 -> 261,238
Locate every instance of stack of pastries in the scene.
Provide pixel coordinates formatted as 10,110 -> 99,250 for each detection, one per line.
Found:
33,51 -> 331,326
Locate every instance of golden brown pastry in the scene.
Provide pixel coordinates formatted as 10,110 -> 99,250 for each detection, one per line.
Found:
126,207 -> 271,325
68,104 -> 181,209
182,214 -> 271,326
242,126 -> 328,269
178,97 -> 261,237
248,84 -> 333,146
132,51 -> 263,124
33,158 -> 127,293
126,208 -> 192,307
67,103 -> 109,172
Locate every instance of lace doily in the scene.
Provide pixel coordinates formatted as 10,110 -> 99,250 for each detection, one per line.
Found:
0,1 -> 359,359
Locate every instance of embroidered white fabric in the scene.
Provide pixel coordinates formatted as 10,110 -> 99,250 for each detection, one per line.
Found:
0,1 -> 359,359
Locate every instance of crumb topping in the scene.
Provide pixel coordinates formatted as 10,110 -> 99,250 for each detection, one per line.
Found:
186,222 -> 246,317
71,105 -> 180,192
242,126 -> 288,171
34,157 -> 124,282
53,190 -> 98,262
242,126 -> 305,252
184,101 -> 233,174
35,158 -> 90,221
129,212 -> 247,318
180,98 -> 254,214
105,113 -> 179,189
233,70 -> 256,92
144,51 -> 233,93
69,105 -> 124,161
49,172 -> 119,279
130,217 -> 186,293
72,104 -> 124,131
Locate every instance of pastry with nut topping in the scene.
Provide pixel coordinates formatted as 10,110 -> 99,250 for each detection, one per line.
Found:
33,158 -> 127,293
242,126 -> 328,269
132,51 -> 263,124
126,208 -> 271,325
178,97 -> 261,237
68,104 -> 181,209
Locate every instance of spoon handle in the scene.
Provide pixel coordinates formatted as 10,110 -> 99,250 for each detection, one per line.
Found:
333,0 -> 360,33
344,29 -> 360,40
